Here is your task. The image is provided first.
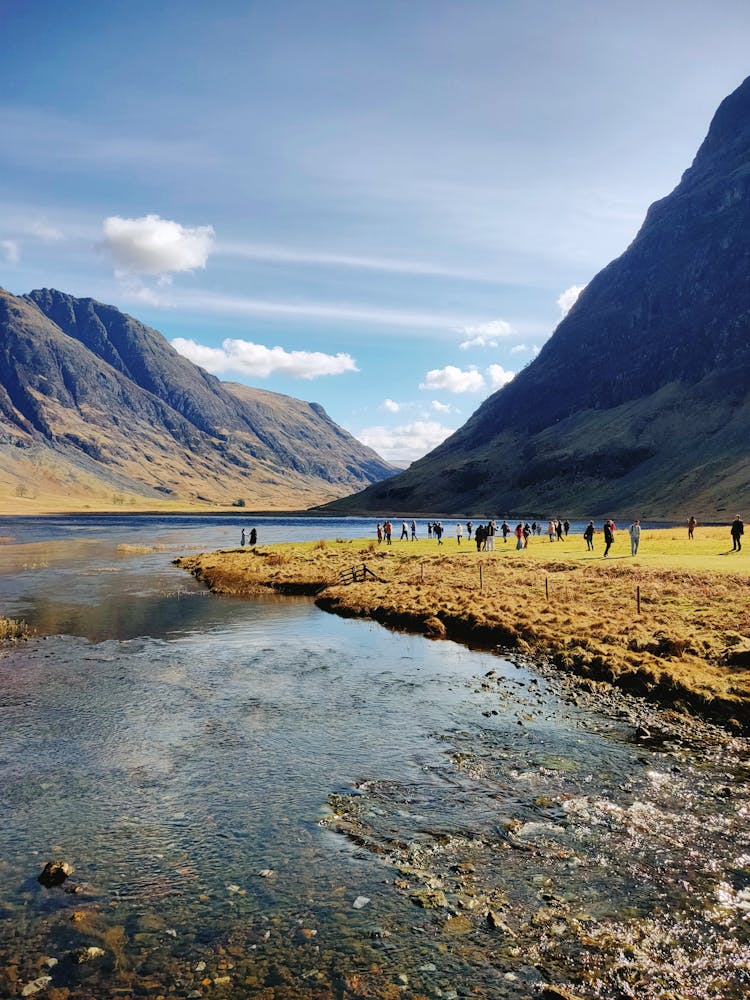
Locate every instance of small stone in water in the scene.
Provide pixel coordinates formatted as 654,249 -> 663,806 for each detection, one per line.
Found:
258,869 -> 274,877
38,861 -> 74,887
69,946 -> 105,964
195,961 -> 207,972
352,895 -> 370,909
21,978 -> 52,997
226,884 -> 241,893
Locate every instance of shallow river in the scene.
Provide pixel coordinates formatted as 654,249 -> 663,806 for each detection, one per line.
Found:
0,516 -> 747,999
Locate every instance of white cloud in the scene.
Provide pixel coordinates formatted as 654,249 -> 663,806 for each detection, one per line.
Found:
459,318 -> 513,349
171,337 -> 358,380
103,214 -> 214,275
486,364 -> 515,390
357,420 -> 455,464
558,284 -> 585,316
431,400 -> 454,413
420,365 -> 486,393
382,398 -> 401,413
1,240 -> 19,264
510,343 -> 528,354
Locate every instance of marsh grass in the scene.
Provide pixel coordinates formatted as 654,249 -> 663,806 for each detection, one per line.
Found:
177,527 -> 750,726
0,616 -> 30,642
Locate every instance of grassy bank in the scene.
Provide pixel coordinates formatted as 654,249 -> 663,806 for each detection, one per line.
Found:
176,526 -> 750,730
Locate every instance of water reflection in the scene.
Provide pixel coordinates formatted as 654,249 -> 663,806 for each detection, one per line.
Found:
0,517 -> 747,998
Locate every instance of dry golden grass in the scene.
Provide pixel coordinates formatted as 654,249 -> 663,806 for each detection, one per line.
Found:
178,528 -> 750,729
0,616 -> 30,642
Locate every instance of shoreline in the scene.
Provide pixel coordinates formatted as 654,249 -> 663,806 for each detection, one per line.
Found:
176,528 -> 750,734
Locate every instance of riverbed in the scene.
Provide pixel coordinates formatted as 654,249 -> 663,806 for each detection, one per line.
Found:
0,516 -> 747,999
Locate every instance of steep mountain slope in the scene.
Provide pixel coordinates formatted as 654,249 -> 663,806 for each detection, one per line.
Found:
0,288 -> 393,508
324,75 -> 750,519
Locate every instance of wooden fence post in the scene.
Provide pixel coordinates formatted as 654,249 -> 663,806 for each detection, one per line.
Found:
479,565 -> 484,591
637,585 -> 641,616
421,562 -> 424,582
545,576 -> 549,602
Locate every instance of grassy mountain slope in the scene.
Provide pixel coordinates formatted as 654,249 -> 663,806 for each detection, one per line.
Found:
0,288 -> 393,511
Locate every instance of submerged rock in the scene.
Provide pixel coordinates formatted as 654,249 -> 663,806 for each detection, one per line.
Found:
69,946 -> 104,964
38,861 -> 74,888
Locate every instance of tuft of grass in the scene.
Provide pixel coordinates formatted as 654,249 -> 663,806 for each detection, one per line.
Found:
0,616 -> 30,642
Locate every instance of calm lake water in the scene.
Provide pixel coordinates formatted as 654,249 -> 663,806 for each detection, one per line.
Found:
0,515 -> 747,999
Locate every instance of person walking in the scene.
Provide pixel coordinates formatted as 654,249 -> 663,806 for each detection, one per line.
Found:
241,527 -> 247,546
377,522 -> 383,544
427,521 -> 433,539
435,521 -> 443,545
456,521 -> 463,545
583,521 -> 595,551
400,520 -> 409,541
603,519 -> 614,558
249,527 -> 257,546
556,519 -> 564,541
522,522 -> 531,548
501,521 -> 510,543
466,520 -> 473,540
731,515 -> 744,551
411,519 -> 417,540
486,519 -> 496,551
629,519 -> 641,556
384,521 -> 392,545
515,521 -> 524,550
475,524 -> 486,551
688,516 -> 697,540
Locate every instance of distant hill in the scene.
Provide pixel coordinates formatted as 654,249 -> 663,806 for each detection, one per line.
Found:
323,75 -> 750,520
0,287 -> 393,509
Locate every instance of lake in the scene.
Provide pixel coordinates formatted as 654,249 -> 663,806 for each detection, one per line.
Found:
0,515 -> 747,999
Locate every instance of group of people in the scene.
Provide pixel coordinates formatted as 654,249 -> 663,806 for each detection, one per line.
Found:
240,527 -> 257,546
373,515 -> 745,556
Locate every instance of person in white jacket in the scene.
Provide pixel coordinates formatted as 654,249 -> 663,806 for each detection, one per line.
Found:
629,519 -> 641,556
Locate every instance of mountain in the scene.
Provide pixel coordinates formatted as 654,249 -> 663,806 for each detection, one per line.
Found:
323,75 -> 750,520
0,287 -> 393,509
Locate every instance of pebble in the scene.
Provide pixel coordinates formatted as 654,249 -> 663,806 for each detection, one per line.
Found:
21,978 -> 52,997
352,895 -> 370,909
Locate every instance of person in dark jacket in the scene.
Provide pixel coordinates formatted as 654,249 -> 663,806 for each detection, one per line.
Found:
603,520 -> 614,558
731,515 -> 744,551
249,527 -> 257,546
475,524 -> 486,551
583,521 -> 595,551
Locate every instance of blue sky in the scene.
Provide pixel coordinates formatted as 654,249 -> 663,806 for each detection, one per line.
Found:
2,1 -> 749,464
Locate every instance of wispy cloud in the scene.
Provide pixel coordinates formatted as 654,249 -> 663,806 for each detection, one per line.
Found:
137,287 -> 480,333
458,318 -> 513,349
431,399 -> 455,413
1,240 -> 19,265
103,214 -> 215,276
171,336 -> 358,380
218,239 -> 504,283
357,420 -> 455,464
382,398 -> 401,413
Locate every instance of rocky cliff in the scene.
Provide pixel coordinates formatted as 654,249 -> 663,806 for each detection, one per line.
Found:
324,75 -> 750,519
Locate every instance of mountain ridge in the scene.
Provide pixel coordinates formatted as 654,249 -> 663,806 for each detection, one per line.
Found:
0,287 -> 393,509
